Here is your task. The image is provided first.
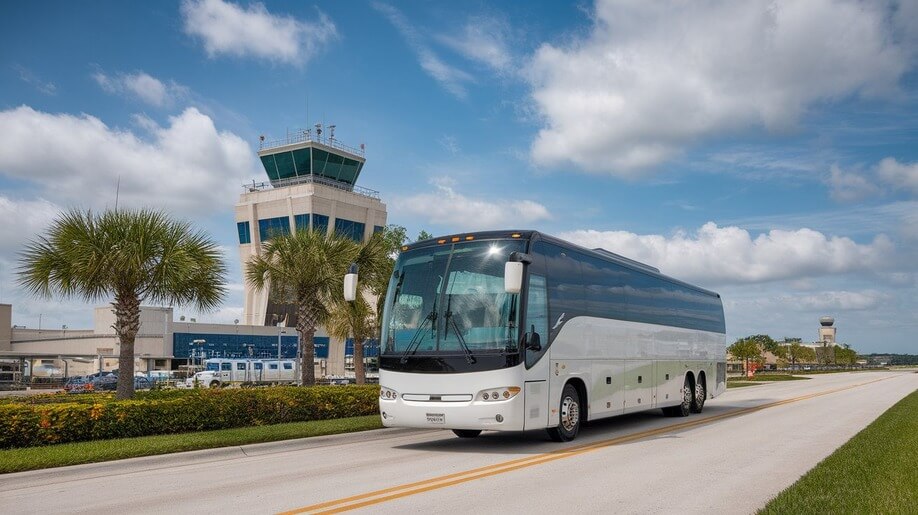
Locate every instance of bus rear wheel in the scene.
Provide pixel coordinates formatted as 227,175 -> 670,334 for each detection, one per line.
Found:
691,376 -> 706,414
547,383 -> 581,442
662,377 -> 692,417
452,429 -> 482,438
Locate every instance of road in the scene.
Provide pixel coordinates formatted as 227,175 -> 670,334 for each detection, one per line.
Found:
1,371 -> 915,514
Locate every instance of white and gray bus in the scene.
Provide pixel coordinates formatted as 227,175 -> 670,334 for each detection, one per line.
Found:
373,230 -> 726,441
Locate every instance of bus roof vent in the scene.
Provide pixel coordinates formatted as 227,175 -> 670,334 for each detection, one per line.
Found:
591,248 -> 660,274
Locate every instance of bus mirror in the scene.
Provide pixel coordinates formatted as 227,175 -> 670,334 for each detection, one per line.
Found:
344,273 -> 358,301
527,331 -> 541,352
505,261 -> 523,294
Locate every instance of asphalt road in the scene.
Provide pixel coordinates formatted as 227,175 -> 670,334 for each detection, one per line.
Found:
1,371 -> 915,514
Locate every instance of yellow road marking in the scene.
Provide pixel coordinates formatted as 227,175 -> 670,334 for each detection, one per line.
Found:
280,375 -> 894,514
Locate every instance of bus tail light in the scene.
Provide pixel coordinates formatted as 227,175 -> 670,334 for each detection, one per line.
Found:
478,386 -> 520,402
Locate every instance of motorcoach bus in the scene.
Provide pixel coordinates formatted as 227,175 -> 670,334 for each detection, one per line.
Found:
366,230 -> 726,441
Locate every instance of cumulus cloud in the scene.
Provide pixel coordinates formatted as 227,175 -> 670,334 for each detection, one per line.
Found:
827,158 -> 918,202
528,0 -> 914,176
438,17 -> 513,74
394,177 -> 550,229
373,2 -> 473,99
876,157 -> 918,195
181,0 -> 337,65
0,105 -> 258,217
93,70 -> 188,107
561,222 -> 893,285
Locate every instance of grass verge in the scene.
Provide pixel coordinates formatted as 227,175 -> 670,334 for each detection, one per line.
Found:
0,415 -> 382,474
726,382 -> 762,389
729,374 -> 810,382
759,388 -> 918,514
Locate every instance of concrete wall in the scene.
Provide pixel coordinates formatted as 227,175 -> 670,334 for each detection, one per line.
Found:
0,304 -> 11,351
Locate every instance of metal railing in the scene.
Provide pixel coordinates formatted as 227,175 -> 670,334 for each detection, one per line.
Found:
242,174 -> 381,200
259,129 -> 365,157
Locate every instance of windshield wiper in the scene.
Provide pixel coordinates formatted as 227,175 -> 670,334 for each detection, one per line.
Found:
443,294 -> 476,364
399,307 -> 437,364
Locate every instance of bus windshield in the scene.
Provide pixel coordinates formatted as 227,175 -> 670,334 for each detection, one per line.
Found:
381,239 -> 525,358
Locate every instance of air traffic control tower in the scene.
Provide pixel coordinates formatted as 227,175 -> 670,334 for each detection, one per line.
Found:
235,125 -> 387,327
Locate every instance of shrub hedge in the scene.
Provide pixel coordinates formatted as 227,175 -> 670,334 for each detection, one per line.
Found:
0,386 -> 380,449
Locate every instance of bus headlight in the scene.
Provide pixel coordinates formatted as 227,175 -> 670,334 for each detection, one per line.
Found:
380,387 -> 398,400
478,386 -> 520,402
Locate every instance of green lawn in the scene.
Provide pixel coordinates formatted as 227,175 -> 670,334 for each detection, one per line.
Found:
0,415 -> 382,474
726,381 -> 762,388
730,374 -> 810,382
759,389 -> 918,514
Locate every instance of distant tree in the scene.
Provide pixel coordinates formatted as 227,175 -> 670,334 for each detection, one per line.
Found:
750,334 -> 779,354
728,338 -> 762,374
416,230 -> 434,242
380,224 -> 408,257
785,342 -> 805,369
326,295 -> 375,384
798,346 -> 817,364
835,346 -> 858,366
18,209 -> 226,399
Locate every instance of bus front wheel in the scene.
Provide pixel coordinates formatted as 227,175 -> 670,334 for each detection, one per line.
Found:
452,429 -> 482,438
547,383 -> 581,442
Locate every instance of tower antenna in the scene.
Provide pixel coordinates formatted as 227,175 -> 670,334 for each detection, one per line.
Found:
114,175 -> 121,211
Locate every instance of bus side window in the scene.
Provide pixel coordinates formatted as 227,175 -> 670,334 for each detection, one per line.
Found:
525,274 -> 549,367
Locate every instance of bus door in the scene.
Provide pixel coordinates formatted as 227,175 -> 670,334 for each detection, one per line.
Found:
523,273 -> 550,429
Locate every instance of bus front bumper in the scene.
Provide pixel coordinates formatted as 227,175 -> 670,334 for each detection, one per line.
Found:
379,395 -> 525,431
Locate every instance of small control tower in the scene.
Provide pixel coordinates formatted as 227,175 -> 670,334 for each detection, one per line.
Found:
818,316 -> 836,346
235,125 -> 387,328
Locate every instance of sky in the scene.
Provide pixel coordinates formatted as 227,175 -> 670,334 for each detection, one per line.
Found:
1,0 -> 917,354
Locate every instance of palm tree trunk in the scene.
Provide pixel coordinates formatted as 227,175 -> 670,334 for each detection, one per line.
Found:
112,290 -> 140,400
354,337 -> 365,384
297,300 -> 318,386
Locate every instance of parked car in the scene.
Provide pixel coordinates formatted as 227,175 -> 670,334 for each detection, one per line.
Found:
90,374 -> 118,391
134,376 -> 152,390
63,376 -> 89,392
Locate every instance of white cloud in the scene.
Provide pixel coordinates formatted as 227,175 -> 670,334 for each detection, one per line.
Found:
438,17 -> 513,74
0,105 -> 258,218
181,0 -> 337,65
561,222 -> 893,285
438,135 -> 460,155
528,0 -> 914,176
373,2 -> 473,99
828,164 -> 883,202
0,196 -> 61,255
774,290 -> 890,311
876,157 -> 918,195
394,177 -> 550,229
93,71 -> 188,107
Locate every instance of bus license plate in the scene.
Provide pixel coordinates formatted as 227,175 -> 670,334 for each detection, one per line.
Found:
426,413 -> 445,424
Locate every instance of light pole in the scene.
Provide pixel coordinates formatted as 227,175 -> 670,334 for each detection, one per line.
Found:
192,339 -> 206,370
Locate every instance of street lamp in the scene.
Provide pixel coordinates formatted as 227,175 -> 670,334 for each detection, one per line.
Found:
192,339 -> 206,369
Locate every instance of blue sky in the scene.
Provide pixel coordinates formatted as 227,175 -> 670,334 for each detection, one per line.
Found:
1,0 -> 916,353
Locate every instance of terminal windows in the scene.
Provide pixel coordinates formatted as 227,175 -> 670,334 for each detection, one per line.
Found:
221,363 -> 231,371
294,213 -> 310,232
374,225 -> 384,234
283,363 -> 293,370
313,214 -> 329,234
258,217 -> 290,240
335,218 -> 365,242
236,363 -> 246,371
269,363 -> 278,370
237,222 -> 251,244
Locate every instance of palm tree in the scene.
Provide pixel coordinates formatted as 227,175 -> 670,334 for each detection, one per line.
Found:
246,229 -> 388,385
326,296 -> 375,384
18,209 -> 226,399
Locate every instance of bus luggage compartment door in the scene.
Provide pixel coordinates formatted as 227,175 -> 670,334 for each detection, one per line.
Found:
523,380 -> 549,429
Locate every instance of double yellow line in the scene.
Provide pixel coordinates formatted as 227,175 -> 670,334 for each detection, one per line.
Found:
281,375 -> 893,514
